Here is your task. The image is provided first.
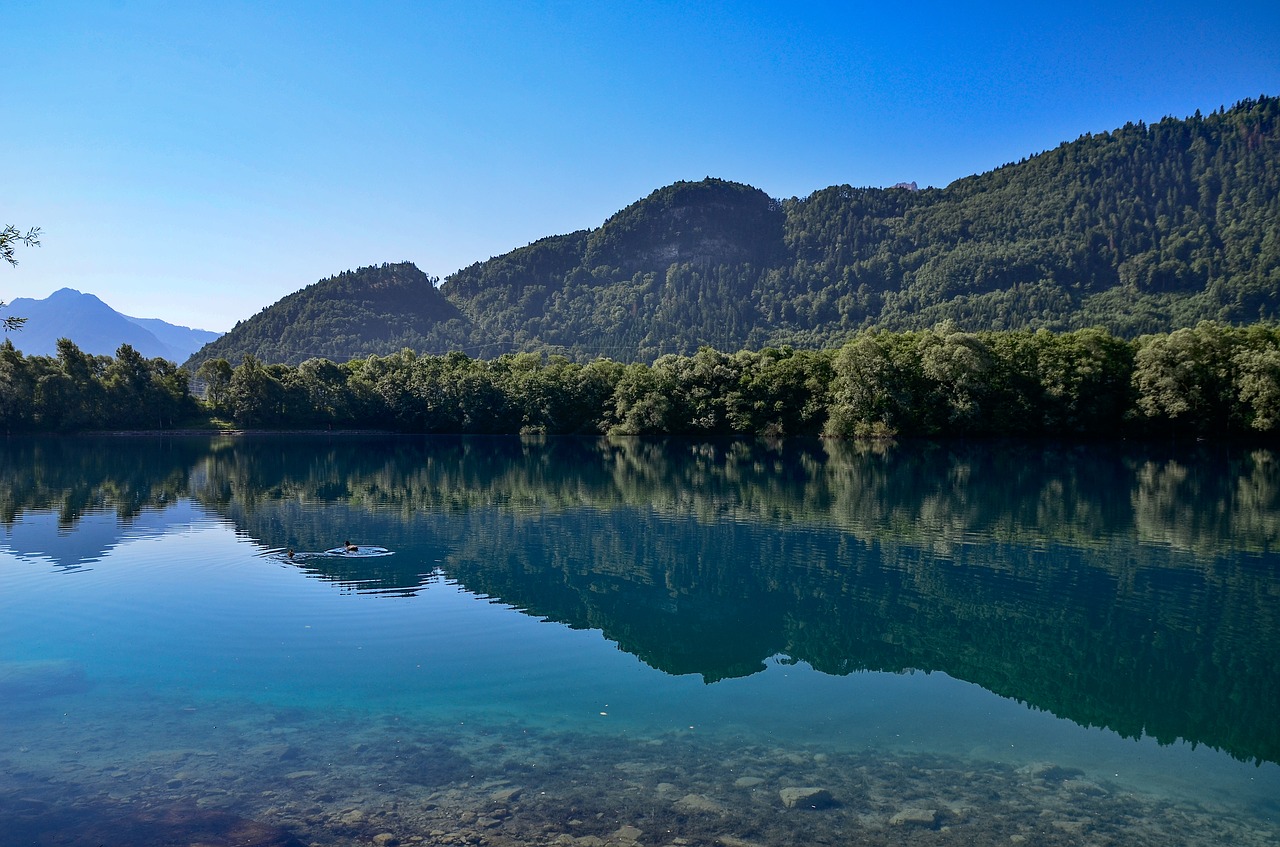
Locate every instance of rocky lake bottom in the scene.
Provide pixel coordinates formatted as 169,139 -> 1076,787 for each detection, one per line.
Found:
2,690 -> 1275,847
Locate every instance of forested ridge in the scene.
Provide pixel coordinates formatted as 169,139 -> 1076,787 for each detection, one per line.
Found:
187,96 -> 1280,368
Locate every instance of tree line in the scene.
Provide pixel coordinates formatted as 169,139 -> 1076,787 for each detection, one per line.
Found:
1,338 -> 196,431
4,322 -> 1280,437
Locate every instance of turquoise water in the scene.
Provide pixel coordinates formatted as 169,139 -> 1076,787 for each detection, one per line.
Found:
2,436 -> 1278,846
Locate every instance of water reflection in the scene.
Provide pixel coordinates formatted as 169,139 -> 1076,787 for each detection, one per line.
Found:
3,434 -> 1279,768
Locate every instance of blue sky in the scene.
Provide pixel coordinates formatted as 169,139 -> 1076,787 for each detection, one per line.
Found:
4,1 -> 1279,332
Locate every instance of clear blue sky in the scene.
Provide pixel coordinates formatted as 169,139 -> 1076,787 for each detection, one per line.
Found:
4,0 -> 1279,332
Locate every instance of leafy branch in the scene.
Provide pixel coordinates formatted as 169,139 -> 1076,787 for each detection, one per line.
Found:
2,224 -> 40,331
1,224 -> 41,267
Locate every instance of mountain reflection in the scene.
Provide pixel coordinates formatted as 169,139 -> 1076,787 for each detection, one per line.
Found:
2,434 -> 1278,765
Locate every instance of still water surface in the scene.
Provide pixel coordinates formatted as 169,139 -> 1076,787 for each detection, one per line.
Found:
2,436 -> 1278,846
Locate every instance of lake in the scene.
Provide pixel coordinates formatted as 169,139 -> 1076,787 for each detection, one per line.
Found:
1,435 -> 1278,846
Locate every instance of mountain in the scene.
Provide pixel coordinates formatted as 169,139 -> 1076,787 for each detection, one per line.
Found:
189,262 -> 470,365
124,316 -> 224,362
188,96 -> 1280,367
7,288 -> 221,362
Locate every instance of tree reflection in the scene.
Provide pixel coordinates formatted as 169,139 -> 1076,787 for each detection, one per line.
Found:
2,434 -> 1278,764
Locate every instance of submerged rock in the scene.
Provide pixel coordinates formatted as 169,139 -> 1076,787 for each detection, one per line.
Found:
717,837 -> 766,847
612,823 -> 644,842
778,787 -> 834,809
1061,778 -> 1106,796
1016,762 -> 1084,782
491,786 -> 523,803
889,807 -> 938,826
283,770 -> 319,780
674,793 -> 726,814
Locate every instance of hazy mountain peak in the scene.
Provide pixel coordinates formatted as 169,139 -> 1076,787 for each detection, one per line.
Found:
5,289 -> 221,362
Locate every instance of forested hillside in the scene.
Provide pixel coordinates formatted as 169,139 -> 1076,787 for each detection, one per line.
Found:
191,262 -> 471,365
188,96 -> 1280,367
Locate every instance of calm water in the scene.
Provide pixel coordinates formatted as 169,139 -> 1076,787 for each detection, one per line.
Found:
1,435 -> 1278,846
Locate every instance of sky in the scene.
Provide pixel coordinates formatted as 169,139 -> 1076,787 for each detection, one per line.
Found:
3,1 -> 1279,332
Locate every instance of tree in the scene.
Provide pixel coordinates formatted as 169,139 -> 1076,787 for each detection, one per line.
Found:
294,357 -> 354,425
1031,328 -> 1134,433
47,338 -> 106,430
2,224 -> 40,331
1132,323 -> 1240,433
195,358 -> 235,415
0,339 -> 34,430
825,331 -> 932,437
607,362 -> 674,435
101,344 -> 194,429
1232,325 -> 1280,433
729,347 -> 831,436
228,355 -> 285,425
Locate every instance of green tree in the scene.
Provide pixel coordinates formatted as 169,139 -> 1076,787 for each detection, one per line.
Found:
44,339 -> 107,430
729,347 -> 832,436
1132,323 -> 1240,433
102,344 -> 194,429
195,358 -> 235,416
1232,326 -> 1280,432
1032,328 -> 1134,433
825,331 -> 933,437
295,357 -> 355,425
919,324 -> 996,433
228,355 -> 285,425
608,362 -> 674,435
345,348 -> 418,430
0,339 -> 34,430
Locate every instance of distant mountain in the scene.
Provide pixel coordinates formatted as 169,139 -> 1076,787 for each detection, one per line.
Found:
189,95 -> 1280,367
124,316 -> 223,362
7,288 -> 221,362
